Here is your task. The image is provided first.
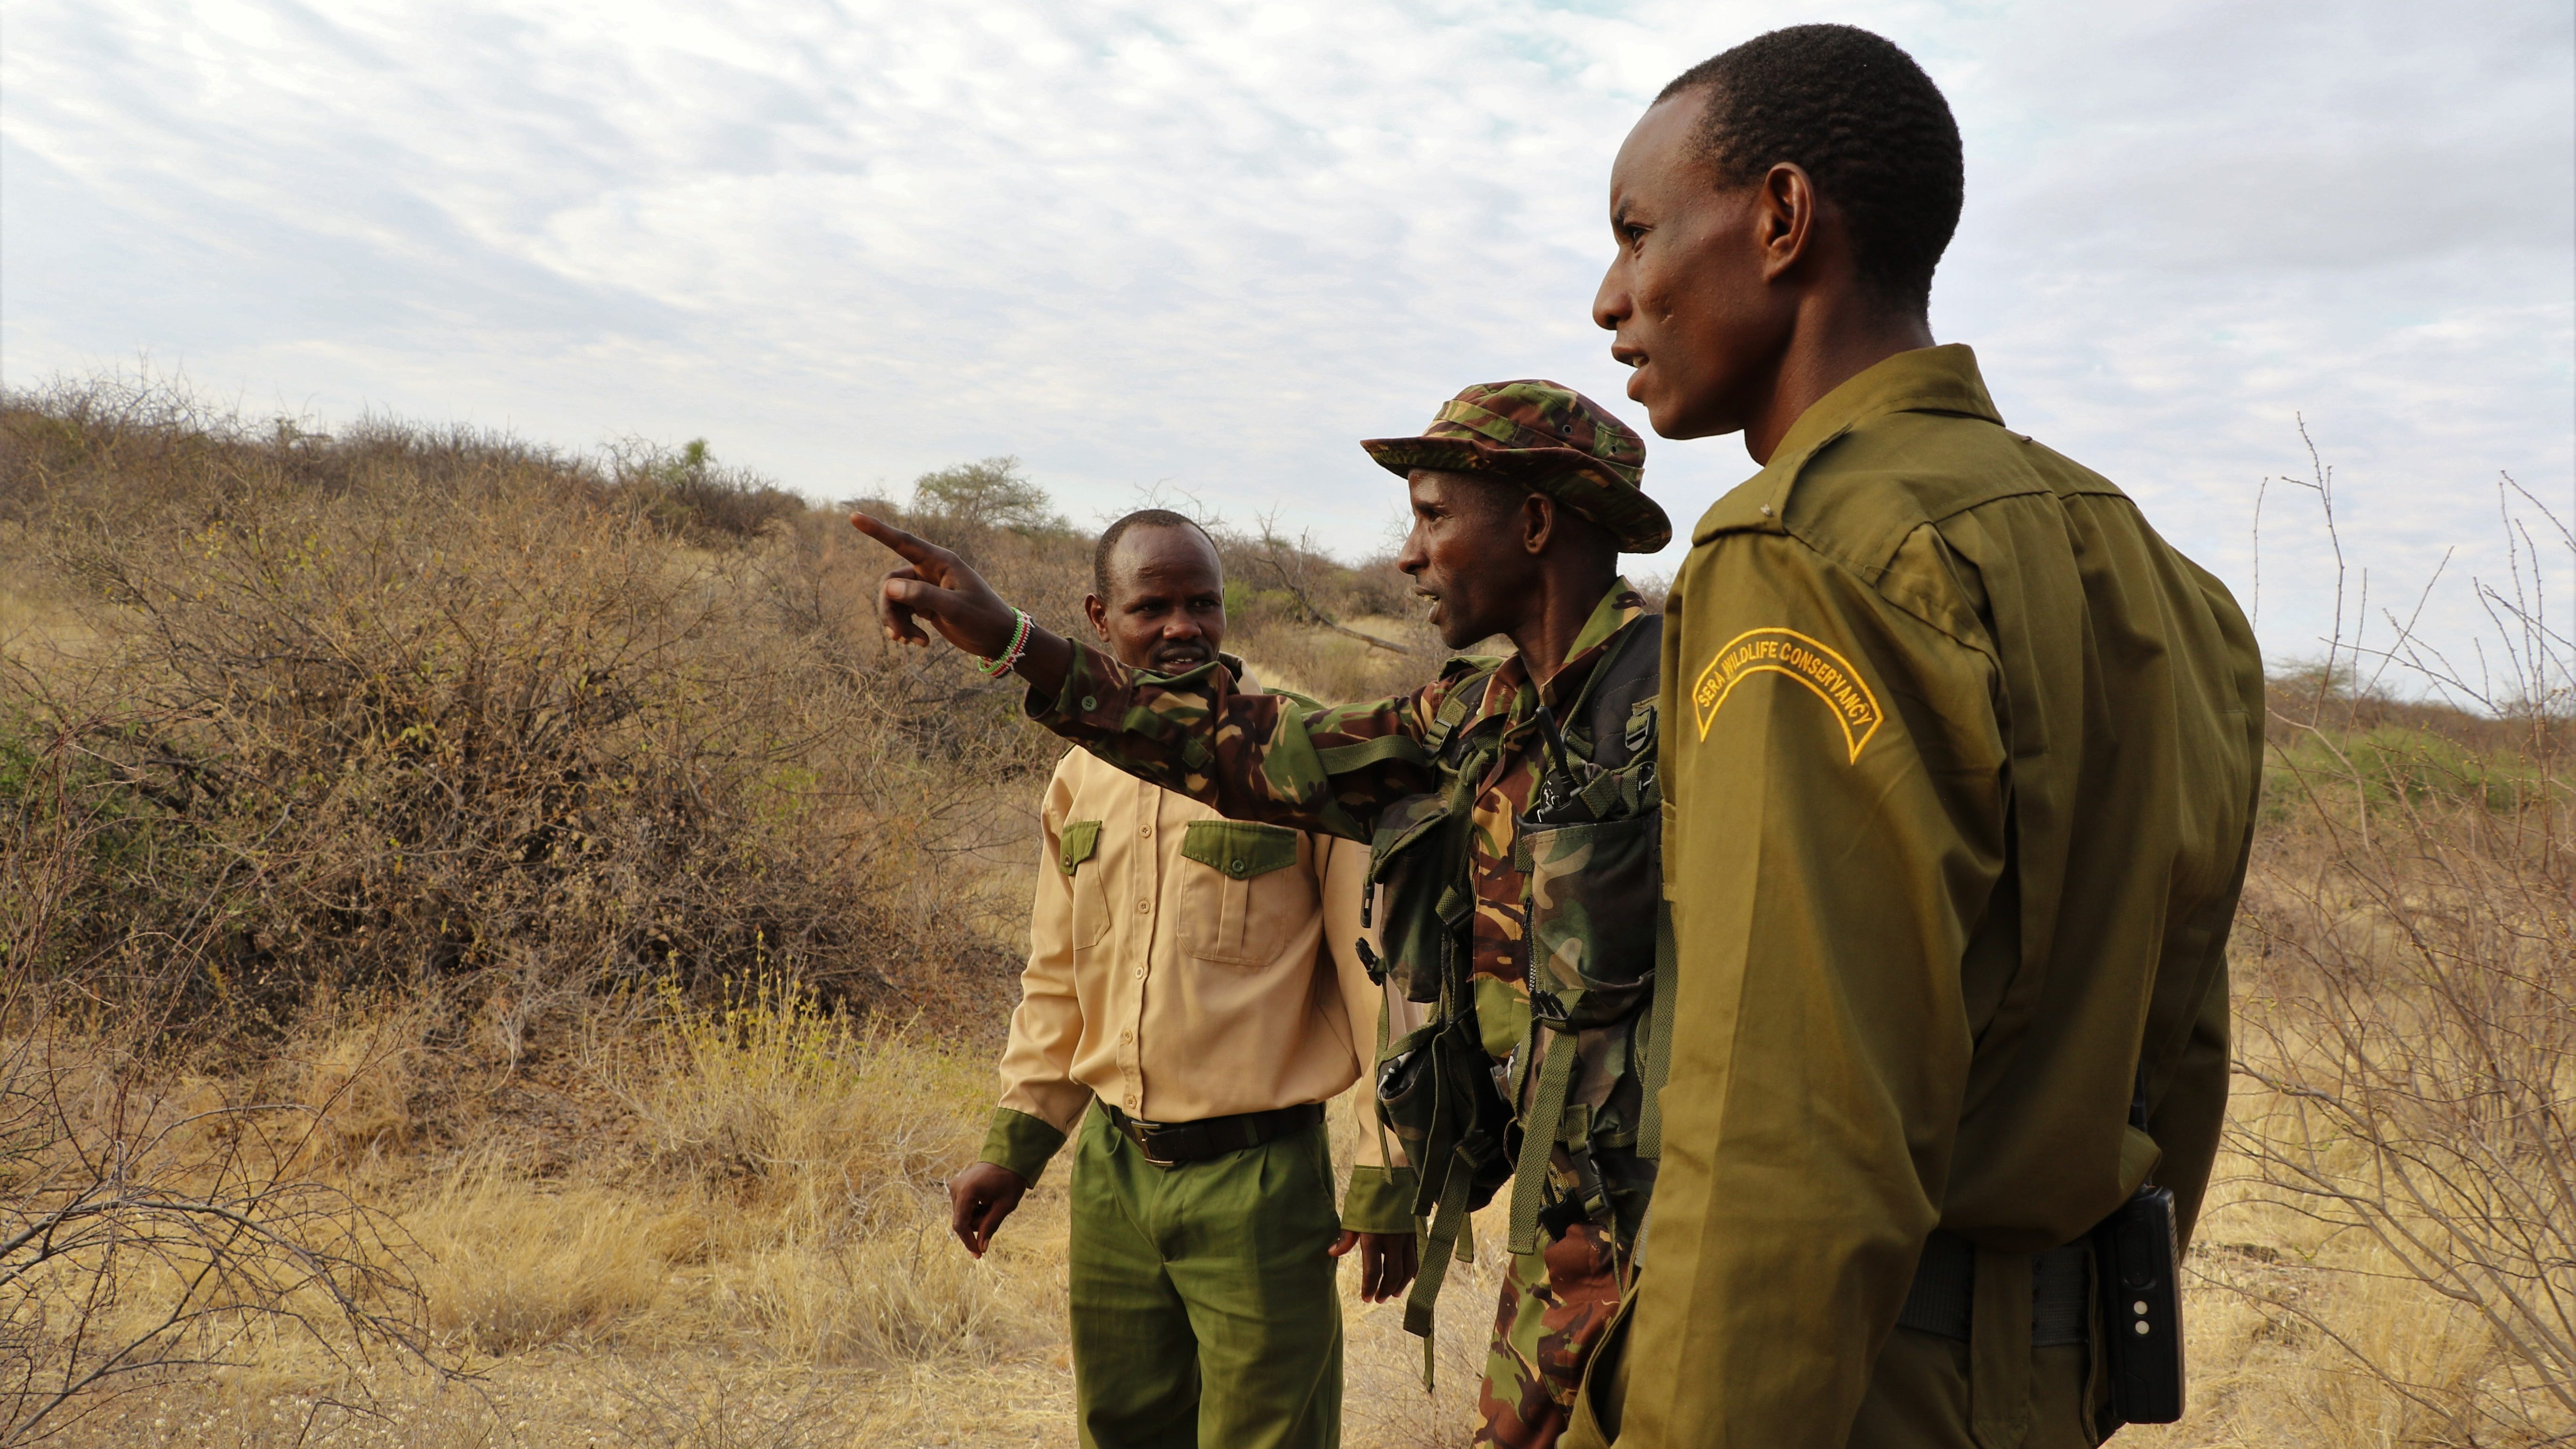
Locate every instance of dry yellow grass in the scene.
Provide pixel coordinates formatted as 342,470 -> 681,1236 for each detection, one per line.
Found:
9,986 -> 1502,1448
20,940 -> 2555,1449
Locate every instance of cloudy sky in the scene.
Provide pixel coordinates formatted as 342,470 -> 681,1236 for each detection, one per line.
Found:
5,1 -> 2570,689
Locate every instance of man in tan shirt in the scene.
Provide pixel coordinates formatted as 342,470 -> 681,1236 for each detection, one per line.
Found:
945,510 -> 1413,1449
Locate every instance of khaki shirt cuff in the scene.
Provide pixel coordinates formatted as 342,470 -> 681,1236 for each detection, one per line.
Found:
1339,1164 -> 1417,1234
979,1107 -> 1068,1185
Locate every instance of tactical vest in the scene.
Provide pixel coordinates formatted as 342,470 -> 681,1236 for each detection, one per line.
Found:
1361,616 -> 1672,1372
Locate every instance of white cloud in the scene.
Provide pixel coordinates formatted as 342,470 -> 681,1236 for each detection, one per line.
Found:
4,0 -> 2568,682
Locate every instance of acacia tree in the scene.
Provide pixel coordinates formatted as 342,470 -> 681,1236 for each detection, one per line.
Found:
907,458 -> 1068,558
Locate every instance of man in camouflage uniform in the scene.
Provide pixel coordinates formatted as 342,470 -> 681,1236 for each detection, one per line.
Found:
853,380 -> 1674,1447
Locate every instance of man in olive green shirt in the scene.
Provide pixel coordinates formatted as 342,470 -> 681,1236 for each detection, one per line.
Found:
1567,25 -> 2265,1449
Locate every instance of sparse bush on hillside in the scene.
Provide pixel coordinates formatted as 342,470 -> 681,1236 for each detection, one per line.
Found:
608,436 -> 805,544
0,383 -> 1069,1045
1,377 -> 797,549
13,494 -> 920,1023
845,457 -> 1079,577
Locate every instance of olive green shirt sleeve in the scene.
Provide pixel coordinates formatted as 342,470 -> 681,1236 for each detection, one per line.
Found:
979,1106 -> 1068,1184
1615,529 -> 2007,1448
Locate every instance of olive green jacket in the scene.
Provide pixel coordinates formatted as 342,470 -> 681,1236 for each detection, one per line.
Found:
1587,346 -> 2264,1447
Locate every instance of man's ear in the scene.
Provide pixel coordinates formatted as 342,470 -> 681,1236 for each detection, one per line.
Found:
1521,490 -> 1557,557
1757,162 -> 1818,282
1083,593 -> 1111,639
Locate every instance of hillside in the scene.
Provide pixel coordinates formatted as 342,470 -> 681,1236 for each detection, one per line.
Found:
2,383 -> 2568,1448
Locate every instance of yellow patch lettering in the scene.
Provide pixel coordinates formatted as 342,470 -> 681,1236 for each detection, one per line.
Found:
1690,627 -> 1885,761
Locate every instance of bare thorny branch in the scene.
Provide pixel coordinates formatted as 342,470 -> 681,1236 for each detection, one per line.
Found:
1253,512 -> 1421,658
2225,425 -> 2575,1441
0,1029 -> 454,1444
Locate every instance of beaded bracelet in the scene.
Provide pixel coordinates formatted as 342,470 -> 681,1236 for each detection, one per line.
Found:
971,608 -> 1035,679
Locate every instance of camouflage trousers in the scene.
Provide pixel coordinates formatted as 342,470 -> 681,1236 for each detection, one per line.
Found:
1473,1219 -> 1625,1448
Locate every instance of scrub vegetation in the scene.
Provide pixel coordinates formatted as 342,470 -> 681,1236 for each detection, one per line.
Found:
0,380 -> 2567,1447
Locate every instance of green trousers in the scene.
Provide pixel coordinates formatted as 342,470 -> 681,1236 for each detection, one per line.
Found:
1067,1105 -> 1344,1449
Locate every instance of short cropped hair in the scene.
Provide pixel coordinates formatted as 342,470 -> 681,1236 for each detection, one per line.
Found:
1093,509 -> 1218,598
1658,25 -> 1963,315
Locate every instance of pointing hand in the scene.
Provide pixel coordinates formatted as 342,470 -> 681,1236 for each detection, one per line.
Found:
850,512 -> 1016,656
850,511 -> 1076,695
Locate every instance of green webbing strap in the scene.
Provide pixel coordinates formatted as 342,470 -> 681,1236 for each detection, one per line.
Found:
1507,1026 -> 1579,1254
1317,734 -> 1433,774
1425,664 -> 1493,753
1636,898 -> 1677,1159
1370,971 -> 1401,1191
1404,1146 -> 1479,1387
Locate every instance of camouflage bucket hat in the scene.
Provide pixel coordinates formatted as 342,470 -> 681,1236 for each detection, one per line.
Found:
1360,380 -> 1667,552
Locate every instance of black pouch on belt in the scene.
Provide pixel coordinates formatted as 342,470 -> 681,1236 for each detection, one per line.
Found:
2093,1182 -> 2185,1427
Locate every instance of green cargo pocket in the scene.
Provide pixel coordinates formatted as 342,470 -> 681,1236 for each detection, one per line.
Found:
1058,819 -> 1110,952
1177,820 -> 1311,965
1058,819 -> 1103,876
1178,820 -> 1299,879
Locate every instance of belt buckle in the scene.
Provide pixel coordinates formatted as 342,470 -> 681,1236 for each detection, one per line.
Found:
1126,1117 -> 1182,1167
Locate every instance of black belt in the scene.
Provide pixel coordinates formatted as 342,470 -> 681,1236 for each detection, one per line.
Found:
1101,1102 -> 1324,1167
1896,1230 -> 2092,1347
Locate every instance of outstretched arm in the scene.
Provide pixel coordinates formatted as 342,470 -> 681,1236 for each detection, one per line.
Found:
853,510 -> 1451,838
853,511 -> 1078,700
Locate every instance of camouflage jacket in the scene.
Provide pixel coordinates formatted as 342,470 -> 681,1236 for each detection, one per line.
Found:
1025,579 -> 1650,1062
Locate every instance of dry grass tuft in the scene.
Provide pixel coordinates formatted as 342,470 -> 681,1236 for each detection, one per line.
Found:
411,1169 -> 698,1356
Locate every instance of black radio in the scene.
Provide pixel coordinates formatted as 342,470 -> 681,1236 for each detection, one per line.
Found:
2093,1182 -> 2185,1426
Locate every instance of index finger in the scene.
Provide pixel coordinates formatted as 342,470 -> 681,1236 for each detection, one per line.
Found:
850,510 -> 948,566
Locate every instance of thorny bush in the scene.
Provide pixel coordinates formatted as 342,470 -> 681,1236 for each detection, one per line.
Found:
0,381 -> 1057,1041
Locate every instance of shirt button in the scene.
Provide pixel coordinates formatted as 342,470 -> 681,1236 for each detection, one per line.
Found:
1081,696 -> 1098,711
1134,967 -> 1147,980
1139,824 -> 1152,838
1120,1029 -> 1133,1043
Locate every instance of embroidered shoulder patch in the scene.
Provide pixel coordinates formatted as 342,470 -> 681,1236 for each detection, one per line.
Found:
1691,628 -> 1885,761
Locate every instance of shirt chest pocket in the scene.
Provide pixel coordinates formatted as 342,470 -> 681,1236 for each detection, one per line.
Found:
1175,820 -> 1312,966
1059,820 -> 1111,952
